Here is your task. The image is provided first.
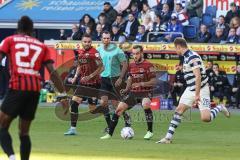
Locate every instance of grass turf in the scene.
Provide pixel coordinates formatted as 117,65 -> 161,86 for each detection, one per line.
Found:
0,107 -> 240,160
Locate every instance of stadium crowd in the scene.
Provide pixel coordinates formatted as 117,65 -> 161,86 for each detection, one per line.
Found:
59,1 -> 240,44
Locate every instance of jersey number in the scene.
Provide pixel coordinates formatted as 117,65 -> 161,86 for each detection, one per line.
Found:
15,43 -> 42,68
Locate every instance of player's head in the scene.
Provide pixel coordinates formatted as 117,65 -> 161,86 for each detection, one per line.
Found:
17,16 -> 33,36
173,38 -> 188,55
101,31 -> 111,45
132,45 -> 144,63
207,60 -> 213,69
81,33 -> 92,50
213,63 -> 219,72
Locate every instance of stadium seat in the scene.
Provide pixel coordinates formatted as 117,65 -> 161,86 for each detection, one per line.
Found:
205,5 -> 217,18
209,25 -> 216,36
183,25 -> 197,39
189,17 -> 200,31
202,14 -> 214,26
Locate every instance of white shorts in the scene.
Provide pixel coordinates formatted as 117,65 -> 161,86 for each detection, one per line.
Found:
179,85 -> 210,111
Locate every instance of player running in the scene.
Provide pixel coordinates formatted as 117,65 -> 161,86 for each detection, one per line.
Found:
156,38 -> 230,144
0,16 -> 67,160
100,45 -> 157,140
64,34 -> 103,135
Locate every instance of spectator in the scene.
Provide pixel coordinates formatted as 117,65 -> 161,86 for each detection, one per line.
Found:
112,14 -> 126,33
160,3 -> 172,24
150,14 -> 167,42
205,60 -> 215,102
155,0 -> 174,13
194,24 -> 211,43
59,29 -> 67,40
102,2 -> 118,25
129,2 -> 140,19
85,26 -> 96,40
140,3 -> 156,23
211,63 -> 232,106
208,28 -> 225,43
225,2 -> 240,24
143,14 -> 153,32
111,25 -> 126,43
174,0 -> 187,10
232,64 -> 240,109
171,63 -> 186,106
134,25 -> 147,42
215,15 -> 230,39
123,13 -> 140,41
226,28 -> 239,44
164,15 -> 183,42
93,23 -> 103,41
79,14 -> 96,32
98,13 -> 111,31
172,3 -> 189,26
69,24 -> 82,40
229,16 -> 240,36
186,0 -> 203,18
131,0 -> 148,12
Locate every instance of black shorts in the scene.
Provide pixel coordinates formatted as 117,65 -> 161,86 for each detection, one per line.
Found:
0,89 -> 40,120
99,77 -> 125,100
122,91 -> 153,109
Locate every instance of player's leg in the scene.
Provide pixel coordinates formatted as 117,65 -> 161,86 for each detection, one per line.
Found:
0,111 -> 15,160
199,86 -> 230,122
112,99 -> 131,127
156,88 -> 193,144
18,119 -> 32,160
88,97 -> 98,112
64,96 -> 82,135
100,102 -> 128,139
18,91 -> 39,160
142,98 -> 154,140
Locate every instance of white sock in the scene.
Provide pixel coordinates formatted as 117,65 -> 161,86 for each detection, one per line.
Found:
9,155 -> 16,160
70,126 -> 76,130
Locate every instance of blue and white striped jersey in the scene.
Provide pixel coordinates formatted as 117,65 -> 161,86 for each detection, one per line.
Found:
183,50 -> 208,91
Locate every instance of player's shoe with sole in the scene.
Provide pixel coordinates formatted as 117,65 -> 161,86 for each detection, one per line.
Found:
64,128 -> 77,136
144,131 -> 154,140
220,105 -> 230,118
100,134 -> 111,140
155,137 -> 172,144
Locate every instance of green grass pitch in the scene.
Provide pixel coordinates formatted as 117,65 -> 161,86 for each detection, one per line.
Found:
0,107 -> 240,160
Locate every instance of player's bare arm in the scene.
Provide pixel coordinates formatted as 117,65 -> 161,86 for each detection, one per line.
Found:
81,59 -> 103,83
121,76 -> 133,94
115,60 -> 128,87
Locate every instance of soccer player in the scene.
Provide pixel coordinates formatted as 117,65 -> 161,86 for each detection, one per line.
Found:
97,31 -> 131,134
100,45 -> 157,140
156,38 -> 230,144
64,34 -> 103,135
0,16 -> 67,160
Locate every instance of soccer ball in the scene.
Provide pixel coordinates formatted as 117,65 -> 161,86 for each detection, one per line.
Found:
120,127 -> 134,139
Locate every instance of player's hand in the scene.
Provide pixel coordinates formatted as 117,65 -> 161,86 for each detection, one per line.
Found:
194,95 -> 200,106
115,78 -> 122,87
71,77 -> 77,84
81,76 -> 91,83
210,86 -> 214,91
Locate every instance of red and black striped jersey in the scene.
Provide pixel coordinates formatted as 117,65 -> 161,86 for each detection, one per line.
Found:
77,47 -> 101,85
0,34 -> 53,92
129,60 -> 156,93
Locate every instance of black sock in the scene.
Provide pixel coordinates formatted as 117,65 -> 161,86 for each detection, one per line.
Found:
0,128 -> 14,156
123,112 -> 131,127
20,135 -> 31,160
102,106 -> 111,128
144,108 -> 153,132
70,100 -> 79,127
109,113 -> 119,136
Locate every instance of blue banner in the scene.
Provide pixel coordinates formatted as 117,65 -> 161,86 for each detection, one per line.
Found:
0,0 -> 118,23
